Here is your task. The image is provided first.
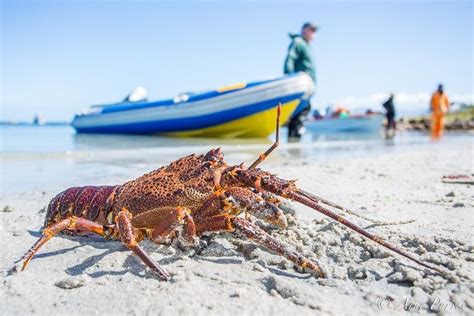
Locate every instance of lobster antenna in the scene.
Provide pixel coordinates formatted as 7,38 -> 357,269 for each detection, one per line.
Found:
248,103 -> 281,169
286,190 -> 444,274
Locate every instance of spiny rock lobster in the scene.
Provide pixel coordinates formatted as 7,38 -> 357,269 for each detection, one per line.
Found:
17,106 -> 443,280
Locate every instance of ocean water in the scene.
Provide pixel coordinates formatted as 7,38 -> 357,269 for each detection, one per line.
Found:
0,125 -> 470,195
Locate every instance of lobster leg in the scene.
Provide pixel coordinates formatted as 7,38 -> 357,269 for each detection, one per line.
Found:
195,215 -> 325,277
195,187 -> 287,228
150,208 -> 197,246
181,213 -> 197,244
225,187 -> 288,228
131,206 -> 197,246
116,209 -> 171,281
18,217 -> 105,271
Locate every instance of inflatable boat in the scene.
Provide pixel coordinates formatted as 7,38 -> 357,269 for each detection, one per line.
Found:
72,73 -> 313,138
306,114 -> 384,133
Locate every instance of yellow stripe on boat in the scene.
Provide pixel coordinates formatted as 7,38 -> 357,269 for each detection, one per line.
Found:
217,82 -> 247,93
164,99 -> 300,138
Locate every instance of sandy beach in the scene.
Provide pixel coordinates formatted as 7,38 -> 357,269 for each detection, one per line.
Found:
2,0 -> 473,314
1,142 -> 473,315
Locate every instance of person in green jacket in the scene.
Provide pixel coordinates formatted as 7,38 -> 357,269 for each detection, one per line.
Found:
284,22 -> 317,138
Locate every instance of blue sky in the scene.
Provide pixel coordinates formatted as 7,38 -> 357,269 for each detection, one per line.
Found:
1,0 -> 472,121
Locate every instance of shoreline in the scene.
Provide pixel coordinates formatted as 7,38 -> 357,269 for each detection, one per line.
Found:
1,130 -> 471,195
1,142 -> 473,315
397,106 -> 474,131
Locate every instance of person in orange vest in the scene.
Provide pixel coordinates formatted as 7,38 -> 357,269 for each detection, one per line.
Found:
430,84 -> 450,139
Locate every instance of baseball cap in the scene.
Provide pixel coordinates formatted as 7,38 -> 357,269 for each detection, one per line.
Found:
302,22 -> 318,32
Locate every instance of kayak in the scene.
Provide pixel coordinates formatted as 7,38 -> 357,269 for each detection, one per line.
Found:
71,73 -> 313,138
306,114 -> 384,133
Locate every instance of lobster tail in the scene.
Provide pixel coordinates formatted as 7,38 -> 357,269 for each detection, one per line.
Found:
44,185 -> 119,227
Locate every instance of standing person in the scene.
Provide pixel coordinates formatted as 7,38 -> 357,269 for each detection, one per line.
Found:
284,22 -> 317,138
430,84 -> 450,139
382,93 -> 396,138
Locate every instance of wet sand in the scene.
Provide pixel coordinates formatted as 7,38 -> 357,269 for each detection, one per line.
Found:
1,144 -> 473,315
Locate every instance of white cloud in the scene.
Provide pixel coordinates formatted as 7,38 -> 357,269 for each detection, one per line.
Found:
452,93 -> 474,104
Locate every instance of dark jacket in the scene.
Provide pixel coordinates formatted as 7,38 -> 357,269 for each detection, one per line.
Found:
382,97 -> 395,118
284,34 -> 316,82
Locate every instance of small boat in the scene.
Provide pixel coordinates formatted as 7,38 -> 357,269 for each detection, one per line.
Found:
72,73 -> 313,138
306,113 -> 384,133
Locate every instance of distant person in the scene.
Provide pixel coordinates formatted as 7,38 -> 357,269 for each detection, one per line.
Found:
284,22 -> 318,138
382,93 -> 396,138
325,105 -> 333,117
430,84 -> 450,139
332,107 -> 349,118
312,108 -> 323,119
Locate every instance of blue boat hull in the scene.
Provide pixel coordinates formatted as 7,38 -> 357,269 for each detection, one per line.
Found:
306,114 -> 384,133
72,73 -> 314,138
